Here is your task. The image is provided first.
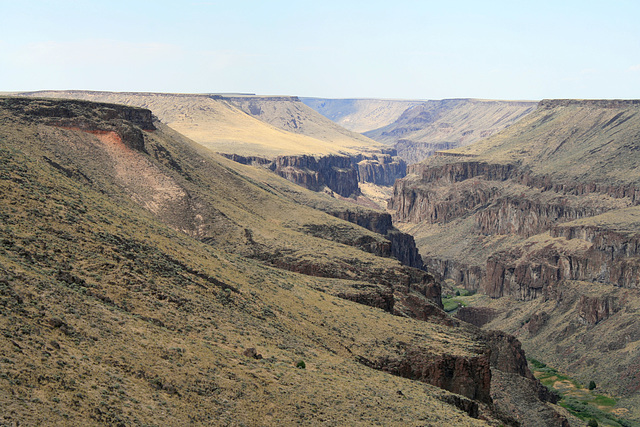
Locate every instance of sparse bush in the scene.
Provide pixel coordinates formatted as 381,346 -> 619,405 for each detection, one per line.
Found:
296,360 -> 306,369
587,418 -> 598,427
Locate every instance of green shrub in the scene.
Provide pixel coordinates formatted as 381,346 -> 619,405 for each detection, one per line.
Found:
588,380 -> 596,390
587,418 -> 598,427
296,360 -> 306,369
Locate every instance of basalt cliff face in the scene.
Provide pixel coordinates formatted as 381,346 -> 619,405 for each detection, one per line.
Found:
390,98 -> 640,418
391,99 -> 640,295
0,96 -> 570,425
223,150 -> 406,196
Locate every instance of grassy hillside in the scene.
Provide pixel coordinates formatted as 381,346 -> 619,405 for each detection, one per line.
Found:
450,99 -> 640,185
1,96 -> 536,425
20,91 -> 385,158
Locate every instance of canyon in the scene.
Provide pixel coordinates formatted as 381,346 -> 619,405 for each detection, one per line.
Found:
0,95 -> 572,425
12,91 -> 640,425
390,98 -> 640,419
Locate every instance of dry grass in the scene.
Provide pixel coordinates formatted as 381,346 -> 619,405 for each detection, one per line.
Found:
0,98 -> 498,425
20,91 -> 385,157
450,101 -> 640,186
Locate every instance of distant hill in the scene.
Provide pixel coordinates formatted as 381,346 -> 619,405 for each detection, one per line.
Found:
303,98 -> 538,164
365,99 -> 537,163
300,97 -> 423,133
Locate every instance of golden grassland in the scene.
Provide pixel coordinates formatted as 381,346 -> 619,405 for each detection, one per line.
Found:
20,91 -> 386,157
0,99 -> 497,425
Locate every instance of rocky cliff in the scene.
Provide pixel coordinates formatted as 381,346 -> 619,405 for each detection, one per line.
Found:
482,221 -> 640,300
390,97 -> 640,294
271,154 -> 361,197
223,151 -> 407,196
357,328 -> 568,426
357,345 -> 493,405
326,208 -> 423,270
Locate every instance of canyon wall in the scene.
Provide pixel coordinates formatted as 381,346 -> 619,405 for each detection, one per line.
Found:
224,152 -> 406,197
390,99 -> 640,302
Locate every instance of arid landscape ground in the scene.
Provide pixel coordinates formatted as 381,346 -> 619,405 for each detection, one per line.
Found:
1,91 -> 639,426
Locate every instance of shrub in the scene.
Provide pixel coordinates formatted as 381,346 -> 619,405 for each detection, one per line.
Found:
587,418 -> 598,427
588,380 -> 596,390
296,360 -> 306,369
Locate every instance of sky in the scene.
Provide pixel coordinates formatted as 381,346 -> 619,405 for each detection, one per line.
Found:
1,0 -> 639,100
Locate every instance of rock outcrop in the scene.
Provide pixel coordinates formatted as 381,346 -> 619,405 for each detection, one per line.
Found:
455,307 -> 497,328
424,258 -> 484,291
271,154 -> 360,197
481,223 -> 640,300
356,328 -> 568,425
223,152 -> 408,198
3,97 -> 155,152
327,209 -> 423,270
357,346 -> 493,405
355,153 -> 407,186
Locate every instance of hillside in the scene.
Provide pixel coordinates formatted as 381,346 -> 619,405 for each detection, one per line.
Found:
0,97 -> 569,425
300,98 -> 423,133
365,99 -> 537,164
20,91 -> 406,205
302,97 -> 537,165
389,98 -> 640,422
21,91 -> 385,158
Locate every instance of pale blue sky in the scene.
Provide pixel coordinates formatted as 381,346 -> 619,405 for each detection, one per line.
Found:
1,0 -> 639,99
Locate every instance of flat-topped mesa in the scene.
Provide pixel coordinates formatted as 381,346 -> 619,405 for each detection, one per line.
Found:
538,98 -> 640,109
210,94 -> 301,103
2,97 -> 155,151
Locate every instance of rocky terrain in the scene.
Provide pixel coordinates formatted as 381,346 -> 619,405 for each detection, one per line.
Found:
390,98 -> 640,421
0,96 -> 570,425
